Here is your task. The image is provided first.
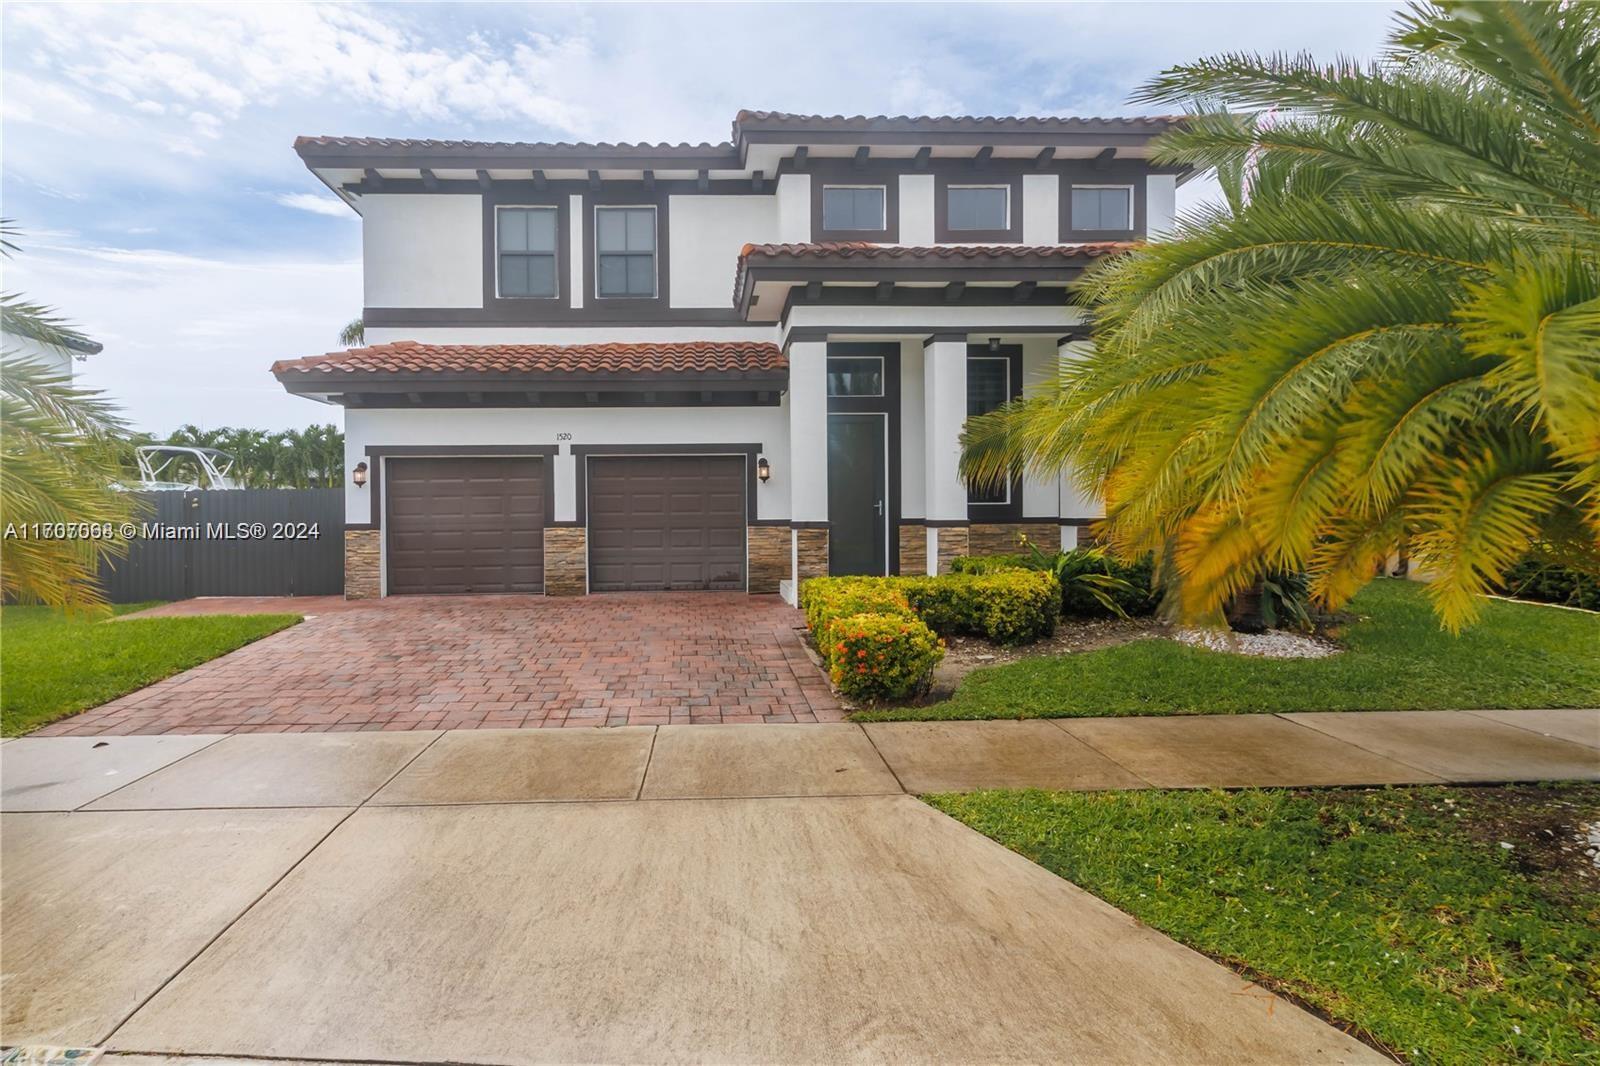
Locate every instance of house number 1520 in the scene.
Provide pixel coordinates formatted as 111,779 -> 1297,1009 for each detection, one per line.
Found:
555,432 -> 572,441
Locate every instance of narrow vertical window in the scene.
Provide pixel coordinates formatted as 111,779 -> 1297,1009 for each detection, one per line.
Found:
966,357 -> 1011,503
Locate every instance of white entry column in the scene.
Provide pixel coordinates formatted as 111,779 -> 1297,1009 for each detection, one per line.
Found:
922,333 -> 969,573
1057,335 -> 1101,550
787,340 -> 830,589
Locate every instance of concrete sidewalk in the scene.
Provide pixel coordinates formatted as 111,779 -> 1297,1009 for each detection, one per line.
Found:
5,708 -> 1596,813
3,708 -> 1594,1062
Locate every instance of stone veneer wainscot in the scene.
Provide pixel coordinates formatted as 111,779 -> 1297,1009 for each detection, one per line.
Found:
344,529 -> 381,599
543,527 -> 587,596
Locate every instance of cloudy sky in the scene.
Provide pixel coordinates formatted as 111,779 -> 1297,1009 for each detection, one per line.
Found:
3,1 -> 1399,433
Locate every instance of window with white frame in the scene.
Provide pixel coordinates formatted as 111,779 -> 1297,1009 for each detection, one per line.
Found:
497,207 -> 558,298
822,186 -> 886,231
1071,186 -> 1134,231
595,206 -> 657,297
966,357 -> 1011,503
947,185 -> 1009,231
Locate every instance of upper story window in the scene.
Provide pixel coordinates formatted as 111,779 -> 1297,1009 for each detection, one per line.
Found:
1070,186 -> 1134,231
966,356 -> 1012,503
596,206 -> 656,298
947,186 -> 1009,232
822,186 -> 886,231
827,355 -> 885,397
496,207 -> 558,298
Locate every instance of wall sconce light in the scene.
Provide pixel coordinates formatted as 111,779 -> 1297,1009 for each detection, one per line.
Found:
988,336 -> 1001,352
757,457 -> 772,483
352,461 -> 368,487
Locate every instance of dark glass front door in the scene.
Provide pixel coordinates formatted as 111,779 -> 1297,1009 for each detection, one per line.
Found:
827,413 -> 888,575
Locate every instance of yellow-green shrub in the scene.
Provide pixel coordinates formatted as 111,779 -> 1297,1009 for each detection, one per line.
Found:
826,612 -> 944,702
799,577 -> 915,651
897,570 -> 1059,645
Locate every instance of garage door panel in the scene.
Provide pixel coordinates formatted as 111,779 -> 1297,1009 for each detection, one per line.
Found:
587,455 -> 746,592
386,457 -> 545,595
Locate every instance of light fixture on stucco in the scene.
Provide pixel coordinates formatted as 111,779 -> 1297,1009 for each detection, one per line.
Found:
757,457 -> 771,483
352,461 -> 368,487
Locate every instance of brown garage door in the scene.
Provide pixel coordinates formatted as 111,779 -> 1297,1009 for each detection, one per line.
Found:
385,457 -> 544,594
588,455 -> 746,591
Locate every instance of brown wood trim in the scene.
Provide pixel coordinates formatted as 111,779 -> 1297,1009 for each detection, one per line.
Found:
789,520 -> 830,529
481,192 -> 569,311
571,443 -> 764,526
1058,159 -> 1149,240
807,160 -> 901,242
934,171 -> 1024,243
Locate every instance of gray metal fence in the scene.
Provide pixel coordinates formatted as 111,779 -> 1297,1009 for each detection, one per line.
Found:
99,489 -> 344,602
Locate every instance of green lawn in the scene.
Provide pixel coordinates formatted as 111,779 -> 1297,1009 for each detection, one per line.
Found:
928,785 -> 1600,1064
856,580 -> 1600,721
0,604 -> 301,736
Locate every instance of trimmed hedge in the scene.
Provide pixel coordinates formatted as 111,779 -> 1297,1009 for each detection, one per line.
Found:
953,549 -> 1159,618
825,612 -> 945,702
801,568 -> 1057,676
800,578 -> 913,636
896,570 -> 1059,645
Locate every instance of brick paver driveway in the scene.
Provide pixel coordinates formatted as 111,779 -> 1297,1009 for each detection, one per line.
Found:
36,594 -> 842,736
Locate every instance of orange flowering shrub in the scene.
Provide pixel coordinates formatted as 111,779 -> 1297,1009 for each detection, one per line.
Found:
825,612 -> 944,702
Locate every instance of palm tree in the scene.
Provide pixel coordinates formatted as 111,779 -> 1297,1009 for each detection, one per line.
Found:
340,317 -> 364,347
1,222 -> 138,611
962,1 -> 1600,631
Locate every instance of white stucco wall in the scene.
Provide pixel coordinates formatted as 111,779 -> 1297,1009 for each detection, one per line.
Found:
786,341 -> 828,522
776,173 -> 811,242
922,338 -> 968,523
1020,337 -> 1059,517
898,174 -> 935,245
567,194 -> 585,309
1146,174 -> 1178,239
344,404 -> 791,527
1021,174 -> 1059,245
1055,339 -> 1105,525
363,194 -> 483,308
668,194 -> 778,308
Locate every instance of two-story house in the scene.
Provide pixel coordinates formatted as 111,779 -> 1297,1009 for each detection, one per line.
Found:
272,111 -> 1186,599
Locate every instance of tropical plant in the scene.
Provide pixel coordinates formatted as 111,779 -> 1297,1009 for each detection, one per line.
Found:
340,317 -> 364,347
962,1 -> 1600,631
1,221 -> 137,611
162,423 -> 345,488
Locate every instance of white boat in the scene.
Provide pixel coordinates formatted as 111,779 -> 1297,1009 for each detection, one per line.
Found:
114,445 -> 243,491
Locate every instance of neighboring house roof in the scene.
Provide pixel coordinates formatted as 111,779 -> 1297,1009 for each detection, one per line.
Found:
272,340 -> 786,378
4,318 -> 104,355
